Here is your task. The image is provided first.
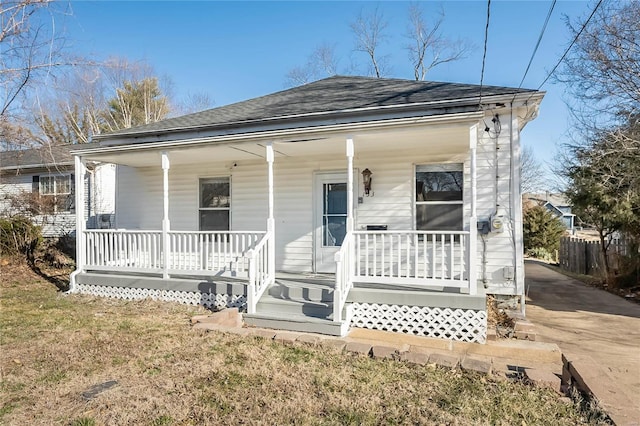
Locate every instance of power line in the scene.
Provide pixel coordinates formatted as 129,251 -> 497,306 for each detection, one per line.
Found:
535,0 -> 604,91
478,0 -> 491,107
516,0 -> 557,90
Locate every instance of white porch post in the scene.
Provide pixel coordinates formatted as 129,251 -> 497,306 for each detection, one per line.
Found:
161,151 -> 171,279
346,137 -> 354,233
469,125 -> 478,296
72,155 -> 87,290
266,143 -> 275,275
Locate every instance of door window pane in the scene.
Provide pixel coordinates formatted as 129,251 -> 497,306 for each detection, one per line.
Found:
322,182 -> 347,246
324,183 -> 347,214
324,216 -> 346,246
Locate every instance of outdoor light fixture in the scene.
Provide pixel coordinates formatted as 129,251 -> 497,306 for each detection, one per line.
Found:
362,168 -> 372,196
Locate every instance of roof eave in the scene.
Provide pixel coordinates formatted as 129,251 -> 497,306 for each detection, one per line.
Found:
73,110 -> 486,157
93,91 -> 543,143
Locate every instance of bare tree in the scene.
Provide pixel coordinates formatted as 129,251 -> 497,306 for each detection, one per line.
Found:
558,1 -> 640,138
176,92 -> 214,115
520,144 -> 546,194
33,58 -> 174,145
285,4 -> 470,85
350,7 -> 390,78
285,43 -> 339,86
0,0 -> 73,117
405,3 -> 472,81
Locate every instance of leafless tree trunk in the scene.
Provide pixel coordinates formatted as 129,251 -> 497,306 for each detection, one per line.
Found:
405,3 -> 472,81
520,144 -> 545,193
0,0 -> 74,117
350,7 -> 390,78
285,43 -> 339,86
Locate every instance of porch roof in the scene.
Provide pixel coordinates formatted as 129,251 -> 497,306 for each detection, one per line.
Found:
77,117 -> 475,167
93,76 -> 541,143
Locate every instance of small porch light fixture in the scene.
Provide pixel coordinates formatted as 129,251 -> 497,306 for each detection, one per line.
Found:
362,168 -> 373,196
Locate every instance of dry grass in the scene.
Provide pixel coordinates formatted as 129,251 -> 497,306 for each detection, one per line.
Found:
0,262 -> 605,425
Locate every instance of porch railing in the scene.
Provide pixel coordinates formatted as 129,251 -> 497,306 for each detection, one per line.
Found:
352,230 -> 470,288
83,229 -> 265,277
333,231 -> 354,323
167,231 -> 264,276
246,231 -> 275,314
84,230 -> 163,272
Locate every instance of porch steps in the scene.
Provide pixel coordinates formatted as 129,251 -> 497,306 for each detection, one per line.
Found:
243,279 -> 347,336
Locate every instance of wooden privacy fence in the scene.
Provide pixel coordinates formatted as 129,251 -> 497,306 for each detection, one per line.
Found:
559,236 -> 629,276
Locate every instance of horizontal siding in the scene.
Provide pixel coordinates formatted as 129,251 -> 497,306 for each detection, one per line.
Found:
113,120 -> 521,293
1,171 -> 76,237
474,123 -> 517,294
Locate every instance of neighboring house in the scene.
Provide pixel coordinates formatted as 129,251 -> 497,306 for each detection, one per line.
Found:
70,76 -> 544,343
0,144 -> 116,237
524,192 -> 576,233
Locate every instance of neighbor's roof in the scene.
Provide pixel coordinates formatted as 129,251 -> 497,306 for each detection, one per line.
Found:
0,144 -> 75,171
95,75 -> 538,140
524,193 -> 572,208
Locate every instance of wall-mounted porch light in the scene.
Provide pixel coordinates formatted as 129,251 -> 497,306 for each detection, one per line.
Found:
362,168 -> 373,196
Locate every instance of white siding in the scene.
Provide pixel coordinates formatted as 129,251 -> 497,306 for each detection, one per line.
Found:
473,117 -> 518,295
88,163 -> 116,228
0,171 -> 75,237
113,117 -> 523,294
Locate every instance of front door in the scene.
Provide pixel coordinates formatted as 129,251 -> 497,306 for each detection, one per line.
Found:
314,173 -> 348,273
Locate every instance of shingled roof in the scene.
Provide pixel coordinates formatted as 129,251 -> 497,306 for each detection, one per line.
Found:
96,75 -> 536,140
0,144 -> 75,171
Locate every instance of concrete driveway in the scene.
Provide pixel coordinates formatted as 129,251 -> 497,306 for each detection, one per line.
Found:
525,260 -> 640,419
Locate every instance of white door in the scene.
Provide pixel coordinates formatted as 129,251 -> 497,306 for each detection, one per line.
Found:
314,172 -> 349,273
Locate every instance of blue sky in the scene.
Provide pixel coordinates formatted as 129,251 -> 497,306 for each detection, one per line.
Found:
62,1 -> 594,186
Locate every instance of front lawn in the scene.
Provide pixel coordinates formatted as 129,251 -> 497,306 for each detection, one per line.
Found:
0,262 -> 603,425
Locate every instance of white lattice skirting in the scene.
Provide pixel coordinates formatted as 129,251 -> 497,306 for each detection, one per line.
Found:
75,284 -> 247,311
350,302 -> 487,344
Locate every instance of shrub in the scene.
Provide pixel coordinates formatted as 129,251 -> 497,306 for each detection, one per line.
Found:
526,247 -> 557,262
0,216 -> 42,259
523,206 -> 566,255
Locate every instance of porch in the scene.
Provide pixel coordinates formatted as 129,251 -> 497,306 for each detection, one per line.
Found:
71,116 -> 486,342
74,226 -> 486,341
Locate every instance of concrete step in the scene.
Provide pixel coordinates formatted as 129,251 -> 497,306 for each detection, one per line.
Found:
268,279 -> 334,303
243,312 -> 347,336
256,294 -> 333,319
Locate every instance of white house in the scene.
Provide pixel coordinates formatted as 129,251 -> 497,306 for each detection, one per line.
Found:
69,76 -> 544,343
0,144 -> 116,237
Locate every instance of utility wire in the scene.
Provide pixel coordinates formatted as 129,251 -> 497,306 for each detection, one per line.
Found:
516,0 -> 557,90
535,0 -> 604,91
478,0 -> 491,107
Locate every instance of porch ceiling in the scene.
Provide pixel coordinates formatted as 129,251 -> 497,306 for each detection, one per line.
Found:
82,123 -> 470,168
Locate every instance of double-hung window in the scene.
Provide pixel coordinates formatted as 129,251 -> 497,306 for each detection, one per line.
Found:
39,174 -> 73,212
199,177 -> 230,231
415,164 -> 463,231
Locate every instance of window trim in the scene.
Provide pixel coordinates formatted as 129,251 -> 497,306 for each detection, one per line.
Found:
198,176 -> 231,231
414,163 -> 464,231
39,174 -> 72,196
38,173 -> 73,213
